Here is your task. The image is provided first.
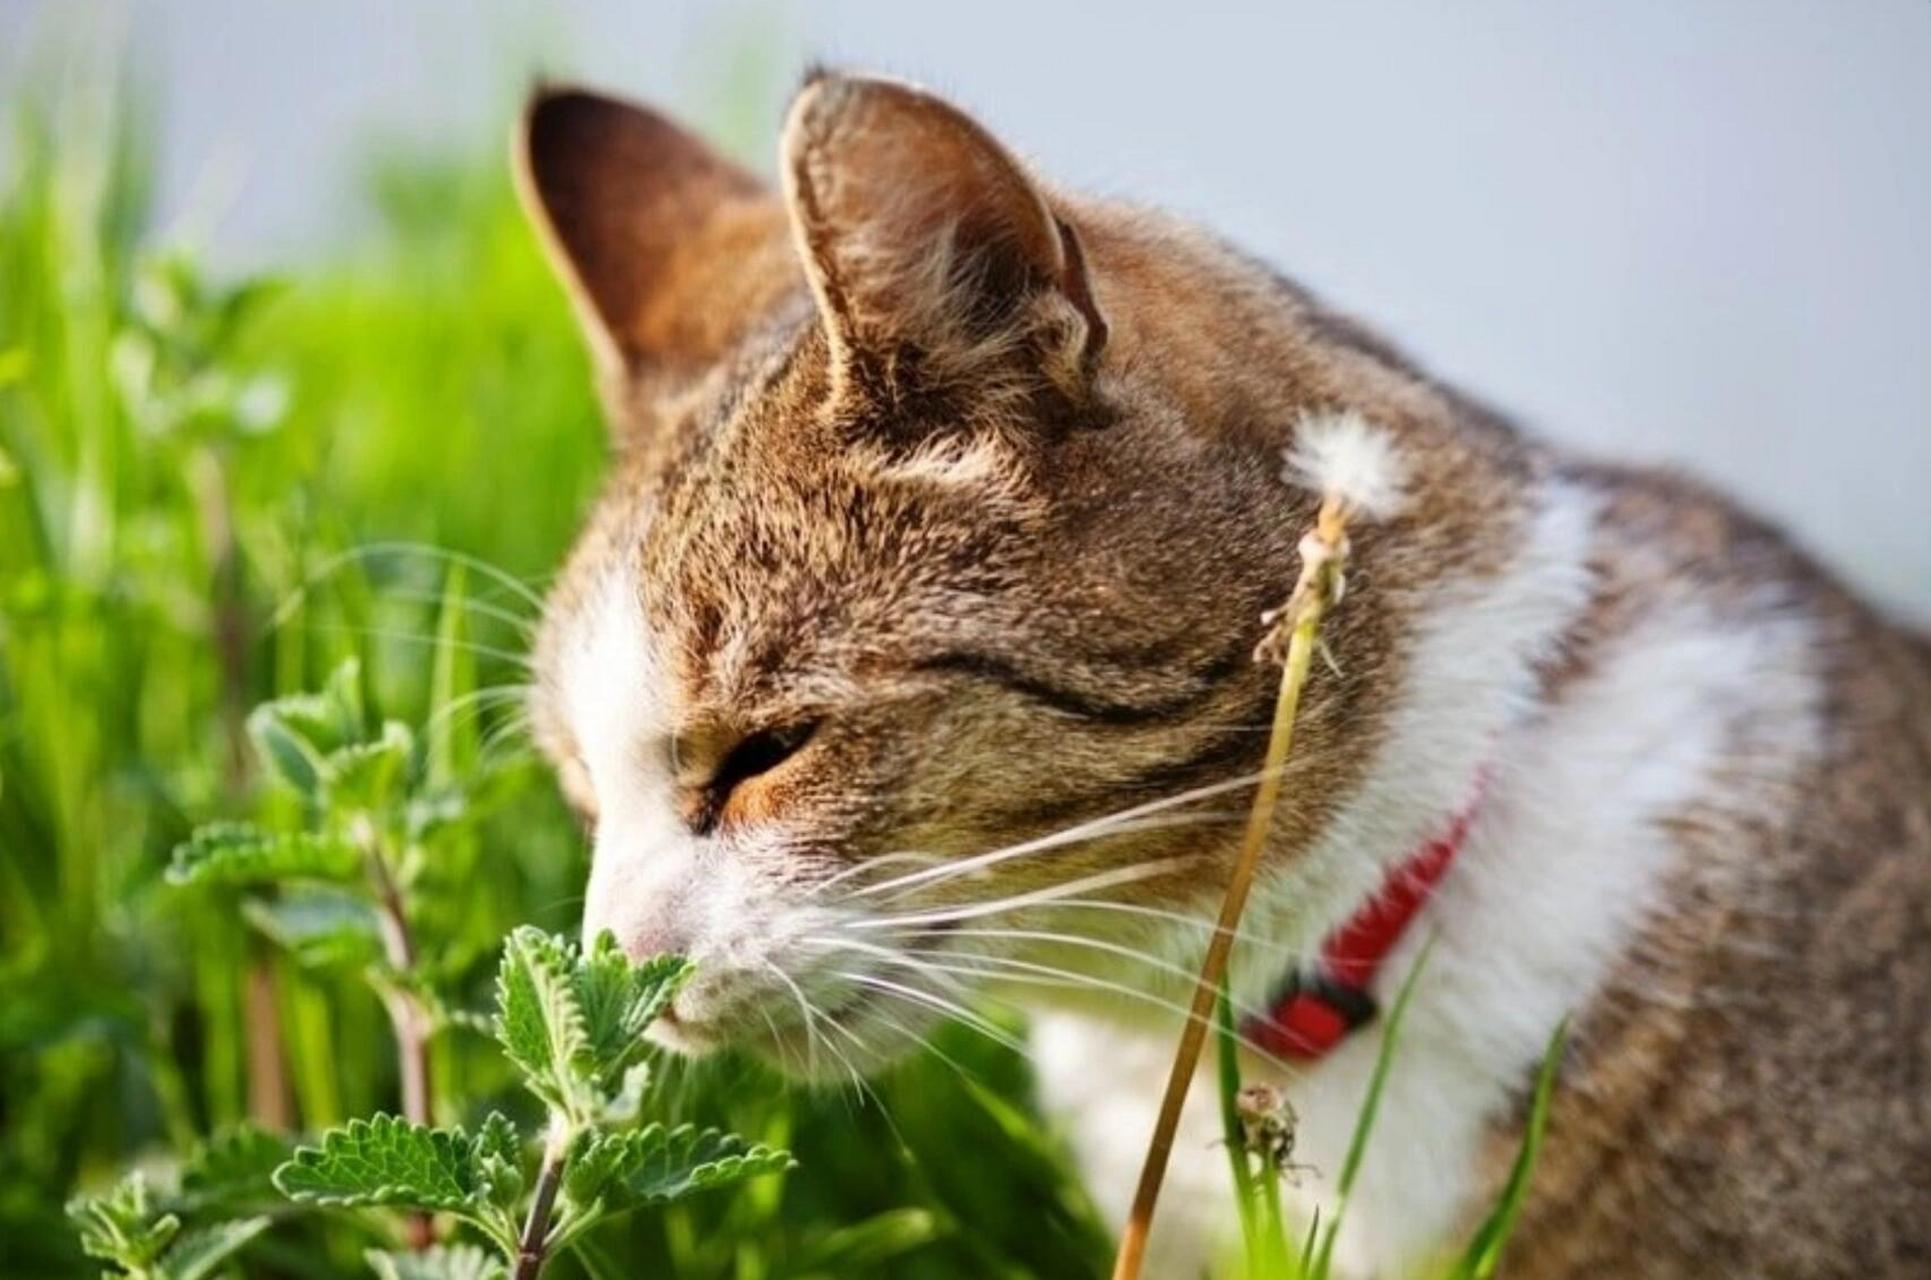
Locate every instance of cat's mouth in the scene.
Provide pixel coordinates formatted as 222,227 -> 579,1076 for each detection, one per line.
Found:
643,915 -> 972,1077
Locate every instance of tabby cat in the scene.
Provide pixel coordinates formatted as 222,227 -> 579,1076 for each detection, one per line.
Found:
515,72 -> 1931,1277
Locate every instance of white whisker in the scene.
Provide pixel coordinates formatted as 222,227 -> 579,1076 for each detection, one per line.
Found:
847,857 -> 1193,932
305,625 -> 534,669
879,925 -> 1281,1024
426,683 -> 534,735
834,970 -> 1030,1057
806,851 -> 945,901
762,959 -> 875,1098
889,949 -> 1302,1073
272,541 -> 547,626
369,585 -> 539,637
864,1003 -> 985,1088
932,896 -> 1304,960
845,768 -> 1281,901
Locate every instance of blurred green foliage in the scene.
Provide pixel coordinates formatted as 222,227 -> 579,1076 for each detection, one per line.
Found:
0,57 -> 1111,1280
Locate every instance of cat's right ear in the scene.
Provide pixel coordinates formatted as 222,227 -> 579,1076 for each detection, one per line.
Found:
515,87 -> 795,384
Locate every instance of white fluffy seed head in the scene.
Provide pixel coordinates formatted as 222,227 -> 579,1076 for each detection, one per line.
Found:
1281,410 -> 1408,522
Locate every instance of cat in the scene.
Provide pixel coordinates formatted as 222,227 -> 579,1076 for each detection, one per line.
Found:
514,72 -> 1931,1277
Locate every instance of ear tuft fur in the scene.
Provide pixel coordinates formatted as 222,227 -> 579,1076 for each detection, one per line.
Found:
779,73 -> 1105,412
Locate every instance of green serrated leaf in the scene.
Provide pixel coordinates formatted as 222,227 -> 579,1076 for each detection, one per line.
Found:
67,1172 -> 180,1270
271,1113 -> 521,1252
157,1217 -> 270,1280
274,1115 -> 478,1211
494,928 -> 595,1119
492,929 -> 691,1125
365,1244 -> 506,1280
243,891 -> 383,970
176,1125 -> 295,1215
248,659 -> 368,795
471,1112 -> 524,1213
167,822 -> 360,887
303,658 -> 368,746
325,720 -> 415,812
248,706 -> 328,797
576,933 -> 687,1067
563,1123 -> 793,1217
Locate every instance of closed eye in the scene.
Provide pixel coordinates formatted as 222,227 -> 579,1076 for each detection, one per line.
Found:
702,720 -> 820,824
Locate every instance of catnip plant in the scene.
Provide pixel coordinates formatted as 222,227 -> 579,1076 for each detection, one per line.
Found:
274,928 -> 792,1279
68,664 -> 791,1280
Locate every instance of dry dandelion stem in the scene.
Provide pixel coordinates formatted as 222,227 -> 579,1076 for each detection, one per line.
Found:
1110,433 -> 1385,1280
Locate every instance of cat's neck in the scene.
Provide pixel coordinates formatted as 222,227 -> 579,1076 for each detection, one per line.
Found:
1231,473 -> 1599,978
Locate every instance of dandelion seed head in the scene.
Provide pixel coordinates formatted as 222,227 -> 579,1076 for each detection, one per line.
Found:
1282,410 -> 1408,522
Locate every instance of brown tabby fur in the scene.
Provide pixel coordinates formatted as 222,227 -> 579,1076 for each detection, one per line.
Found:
517,73 -> 1931,1277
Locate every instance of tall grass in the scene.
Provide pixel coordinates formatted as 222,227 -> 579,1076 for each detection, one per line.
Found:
0,62 -> 1110,1279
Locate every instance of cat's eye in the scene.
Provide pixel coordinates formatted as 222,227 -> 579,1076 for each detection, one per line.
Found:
704,720 -> 820,816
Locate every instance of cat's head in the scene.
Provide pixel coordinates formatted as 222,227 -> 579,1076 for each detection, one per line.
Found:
517,74 -> 1494,1076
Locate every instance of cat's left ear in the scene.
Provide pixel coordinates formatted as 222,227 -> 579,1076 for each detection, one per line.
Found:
515,86 -> 794,388
780,73 -> 1107,406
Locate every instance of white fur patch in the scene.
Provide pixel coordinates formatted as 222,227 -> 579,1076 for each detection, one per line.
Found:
1282,410 -> 1408,521
559,564 -> 876,1067
566,565 -> 682,955
1030,477 -> 1822,1274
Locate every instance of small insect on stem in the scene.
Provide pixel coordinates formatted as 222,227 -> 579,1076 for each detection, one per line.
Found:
1109,412 -> 1405,1280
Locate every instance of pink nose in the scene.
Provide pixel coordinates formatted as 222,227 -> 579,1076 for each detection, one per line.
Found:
585,894 -> 695,964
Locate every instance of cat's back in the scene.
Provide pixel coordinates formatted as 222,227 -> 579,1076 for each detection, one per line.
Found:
1501,459 -> 1931,1278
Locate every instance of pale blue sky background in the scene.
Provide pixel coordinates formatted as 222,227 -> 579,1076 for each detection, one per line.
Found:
5,0 -> 1928,618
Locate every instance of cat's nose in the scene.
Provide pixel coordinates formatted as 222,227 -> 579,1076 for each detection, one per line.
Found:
584,904 -> 694,963
580,824 -> 712,962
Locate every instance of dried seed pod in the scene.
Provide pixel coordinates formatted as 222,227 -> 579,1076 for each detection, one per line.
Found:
1234,1083 -> 1298,1169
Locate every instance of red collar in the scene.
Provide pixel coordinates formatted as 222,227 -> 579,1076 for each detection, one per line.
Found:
1245,789 -> 1483,1062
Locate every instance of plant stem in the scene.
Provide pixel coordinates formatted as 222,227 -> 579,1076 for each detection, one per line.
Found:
366,832 -> 435,1248
1110,497 -> 1348,1280
370,849 -> 432,1125
1214,984 -> 1259,1264
1256,1156 -> 1289,1278
190,441 -> 293,1134
514,1129 -> 570,1280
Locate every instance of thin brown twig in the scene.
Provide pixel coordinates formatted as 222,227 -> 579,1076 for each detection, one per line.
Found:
1110,495 -> 1352,1280
513,1131 -> 570,1280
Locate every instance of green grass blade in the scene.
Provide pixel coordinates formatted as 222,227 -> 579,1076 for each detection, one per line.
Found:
1311,939 -> 1434,1278
1298,1204 -> 1321,1276
1443,1016 -> 1569,1280
426,563 -> 473,790
1215,980 -> 1261,1268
